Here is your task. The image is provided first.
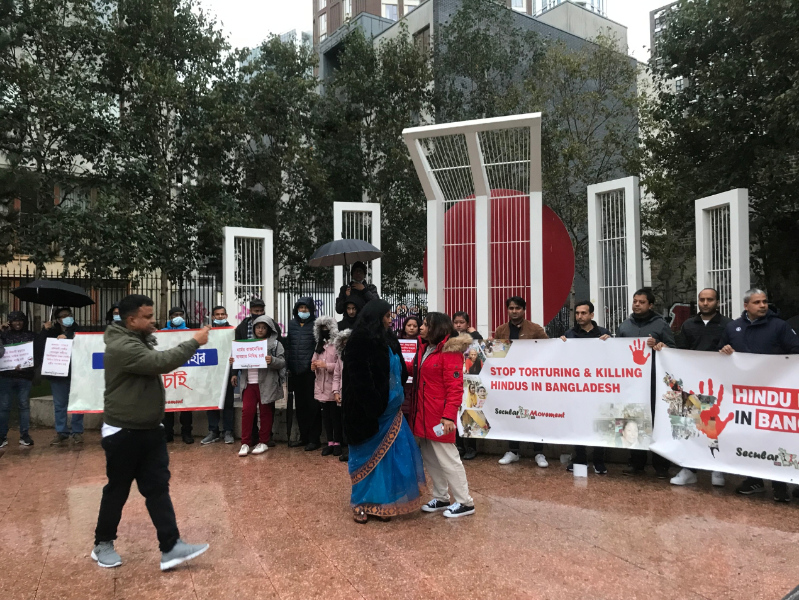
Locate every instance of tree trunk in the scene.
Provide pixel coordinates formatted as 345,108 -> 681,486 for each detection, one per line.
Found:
159,270 -> 169,328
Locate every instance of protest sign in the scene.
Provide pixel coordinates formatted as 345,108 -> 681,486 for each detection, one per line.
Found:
0,341 -> 34,372
68,327 -> 234,413
231,339 -> 268,369
458,338 -> 653,449
651,349 -> 799,484
399,339 -> 417,364
41,338 -> 73,377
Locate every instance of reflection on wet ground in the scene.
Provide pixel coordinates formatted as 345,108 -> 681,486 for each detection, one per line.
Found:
1,430 -> 797,600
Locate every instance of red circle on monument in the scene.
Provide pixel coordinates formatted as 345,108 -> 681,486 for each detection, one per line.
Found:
423,190 -> 575,327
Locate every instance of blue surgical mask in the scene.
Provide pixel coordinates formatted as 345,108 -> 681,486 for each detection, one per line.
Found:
171,316 -> 185,327
213,319 -> 227,326
298,311 -> 310,320
113,314 -> 121,322
61,316 -> 74,327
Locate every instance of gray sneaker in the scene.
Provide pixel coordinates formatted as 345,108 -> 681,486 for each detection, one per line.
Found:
160,539 -> 209,571
200,432 -> 220,445
91,541 -> 122,568
223,431 -> 234,444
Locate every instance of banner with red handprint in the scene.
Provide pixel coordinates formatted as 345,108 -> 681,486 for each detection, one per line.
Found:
458,338 -> 653,448
652,349 -> 799,483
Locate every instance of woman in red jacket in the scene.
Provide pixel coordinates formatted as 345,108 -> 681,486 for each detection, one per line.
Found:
411,312 -> 475,518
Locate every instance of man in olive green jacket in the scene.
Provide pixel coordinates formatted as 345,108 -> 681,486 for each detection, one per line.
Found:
92,294 -> 211,571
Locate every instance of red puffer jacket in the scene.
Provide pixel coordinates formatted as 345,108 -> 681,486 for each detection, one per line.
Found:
411,333 -> 472,443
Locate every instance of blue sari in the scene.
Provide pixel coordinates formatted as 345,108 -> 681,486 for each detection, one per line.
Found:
349,349 -> 426,518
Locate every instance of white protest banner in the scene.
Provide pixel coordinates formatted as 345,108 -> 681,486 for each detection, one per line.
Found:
68,327 -> 235,413
231,339 -> 268,369
651,349 -> 799,484
399,339 -> 417,364
458,338 -> 653,449
41,338 -> 73,377
0,341 -> 34,371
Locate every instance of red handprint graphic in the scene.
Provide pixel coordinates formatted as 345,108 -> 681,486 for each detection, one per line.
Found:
629,339 -> 650,365
694,379 -> 734,440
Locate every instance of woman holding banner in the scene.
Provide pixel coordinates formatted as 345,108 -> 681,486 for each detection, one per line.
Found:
342,300 -> 426,524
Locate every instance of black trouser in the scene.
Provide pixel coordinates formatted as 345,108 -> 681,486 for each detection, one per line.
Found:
207,383 -> 235,433
574,445 -> 605,465
289,371 -> 320,444
95,428 -> 179,552
320,401 -> 343,444
162,411 -> 192,437
456,431 -> 476,451
509,441 -> 544,452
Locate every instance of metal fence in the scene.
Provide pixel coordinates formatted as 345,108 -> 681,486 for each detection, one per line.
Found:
598,188 -> 629,335
0,267 -> 222,332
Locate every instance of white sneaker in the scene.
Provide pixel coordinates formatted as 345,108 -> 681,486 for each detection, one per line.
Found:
498,451 -> 520,465
711,471 -> 725,487
670,468 -> 698,486
238,444 -> 250,457
251,443 -> 268,455
534,453 -> 549,468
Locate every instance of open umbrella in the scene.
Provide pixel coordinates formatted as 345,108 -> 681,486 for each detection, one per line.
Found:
308,239 -> 383,268
12,280 -> 95,308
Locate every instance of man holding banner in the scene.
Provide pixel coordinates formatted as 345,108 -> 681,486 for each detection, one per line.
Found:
92,295 -> 210,570
718,288 -> 799,502
0,311 -> 36,448
616,289 -> 675,478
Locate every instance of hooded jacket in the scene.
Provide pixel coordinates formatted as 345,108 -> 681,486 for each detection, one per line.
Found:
163,307 -> 189,330
237,315 -> 286,405
311,315 -> 339,402
1,311 -> 36,380
719,310 -> 799,355
337,295 -> 364,331
332,328 -> 351,396
411,333 -> 472,444
286,296 -> 317,375
616,312 -> 676,347
102,322 -> 200,429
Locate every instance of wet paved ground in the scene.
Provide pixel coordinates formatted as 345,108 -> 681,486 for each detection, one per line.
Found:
1,429 -> 798,600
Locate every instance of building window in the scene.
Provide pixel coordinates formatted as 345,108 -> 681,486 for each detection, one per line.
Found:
675,77 -> 685,92
512,0 -> 525,12
414,25 -> 430,53
344,0 -> 351,17
405,0 -> 419,14
383,2 -> 398,21
318,0 -> 326,9
319,13 -> 327,41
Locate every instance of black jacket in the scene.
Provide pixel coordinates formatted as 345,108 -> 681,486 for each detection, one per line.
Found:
337,294 -> 364,331
678,313 -> 731,352
342,330 -> 407,445
564,321 -> 611,339
719,310 -> 799,355
616,312 -> 676,347
335,282 -> 379,314
286,296 -> 317,375
0,312 -> 36,380
37,321 -> 80,380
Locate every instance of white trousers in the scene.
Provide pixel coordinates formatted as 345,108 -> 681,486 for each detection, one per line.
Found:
418,438 -> 474,506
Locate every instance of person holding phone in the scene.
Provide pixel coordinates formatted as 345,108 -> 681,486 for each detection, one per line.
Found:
335,262 -> 379,315
411,312 -> 475,518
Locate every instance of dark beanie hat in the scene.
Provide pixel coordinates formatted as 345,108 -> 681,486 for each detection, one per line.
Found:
168,306 -> 183,317
351,261 -> 368,275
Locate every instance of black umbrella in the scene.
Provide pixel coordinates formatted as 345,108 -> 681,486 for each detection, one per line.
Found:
308,239 -> 383,268
12,280 -> 95,308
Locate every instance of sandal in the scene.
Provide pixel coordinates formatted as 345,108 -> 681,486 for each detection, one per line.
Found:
353,508 -> 368,524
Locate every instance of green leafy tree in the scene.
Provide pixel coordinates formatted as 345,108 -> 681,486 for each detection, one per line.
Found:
524,35 -> 642,283
59,0 -> 244,324
0,0 -> 110,267
641,0 -> 799,315
313,25 -> 433,290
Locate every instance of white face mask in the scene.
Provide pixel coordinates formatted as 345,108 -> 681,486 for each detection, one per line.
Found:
113,314 -> 121,322
171,316 -> 185,327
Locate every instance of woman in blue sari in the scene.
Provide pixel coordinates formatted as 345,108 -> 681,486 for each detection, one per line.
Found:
342,300 -> 426,523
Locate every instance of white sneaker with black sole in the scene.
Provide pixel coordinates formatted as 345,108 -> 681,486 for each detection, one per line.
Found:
443,503 -> 475,518
421,499 -> 451,513
160,539 -> 209,571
